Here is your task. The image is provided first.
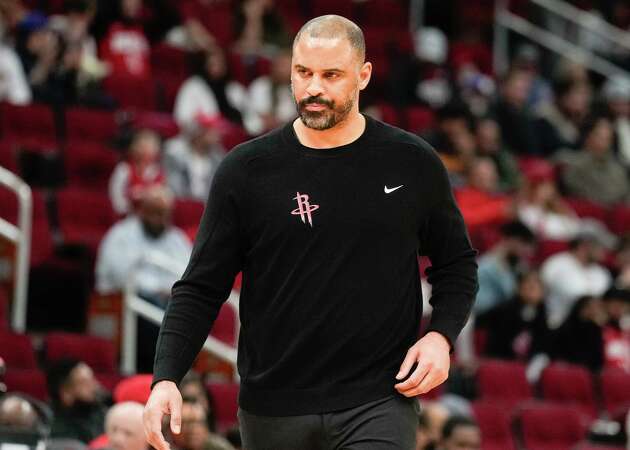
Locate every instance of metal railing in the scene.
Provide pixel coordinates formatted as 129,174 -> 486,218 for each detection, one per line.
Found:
120,250 -> 240,377
0,166 -> 31,333
494,0 -> 630,79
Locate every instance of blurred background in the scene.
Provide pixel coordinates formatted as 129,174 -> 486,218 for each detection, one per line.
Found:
0,0 -> 629,449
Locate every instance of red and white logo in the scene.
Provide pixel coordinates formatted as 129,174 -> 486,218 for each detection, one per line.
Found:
291,192 -> 319,227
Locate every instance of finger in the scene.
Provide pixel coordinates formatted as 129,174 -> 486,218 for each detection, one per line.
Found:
169,394 -> 182,435
400,367 -> 448,397
144,411 -> 170,450
395,349 -> 419,380
394,362 -> 430,391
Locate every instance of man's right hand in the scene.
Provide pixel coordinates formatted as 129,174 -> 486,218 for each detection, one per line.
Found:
143,380 -> 182,450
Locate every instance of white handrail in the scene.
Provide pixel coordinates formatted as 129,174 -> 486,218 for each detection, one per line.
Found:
120,251 -> 239,376
0,166 -> 31,333
530,0 -> 630,51
493,0 -> 630,80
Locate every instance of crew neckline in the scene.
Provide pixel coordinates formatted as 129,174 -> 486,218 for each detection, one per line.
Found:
283,113 -> 375,158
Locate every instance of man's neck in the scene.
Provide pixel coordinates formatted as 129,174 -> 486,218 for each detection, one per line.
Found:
293,111 -> 366,149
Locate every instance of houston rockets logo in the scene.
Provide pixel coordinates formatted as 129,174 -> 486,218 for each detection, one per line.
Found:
291,192 -> 319,227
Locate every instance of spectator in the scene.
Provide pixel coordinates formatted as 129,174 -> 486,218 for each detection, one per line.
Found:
105,402 -> 148,450
437,416 -> 481,450
510,44 -> 552,110
474,117 -> 521,192
99,0 -> 150,80
0,393 -> 43,431
109,129 -> 165,215
233,0 -> 291,57
475,221 -> 536,315
550,295 -> 607,372
536,78 -> 592,155
601,287 -> 630,372
0,42 -> 31,103
454,157 -> 513,231
491,69 -> 541,156
517,171 -> 617,246
164,118 -> 226,201
179,371 -> 217,432
479,270 -> 550,361
242,47 -> 294,135
603,75 -> 630,170
422,101 -> 475,181
171,400 -> 234,450
562,115 -> 630,205
174,47 -> 247,129
541,232 -> 612,328
46,359 -> 106,443
96,185 -> 191,301
48,0 -> 111,107
417,402 -> 450,450
614,236 -> 630,289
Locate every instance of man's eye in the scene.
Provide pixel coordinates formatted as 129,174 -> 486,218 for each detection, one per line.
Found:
325,72 -> 339,78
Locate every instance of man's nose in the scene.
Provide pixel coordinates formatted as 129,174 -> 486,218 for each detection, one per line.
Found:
306,75 -> 324,97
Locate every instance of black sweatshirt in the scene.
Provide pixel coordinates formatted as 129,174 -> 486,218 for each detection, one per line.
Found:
153,115 -> 478,415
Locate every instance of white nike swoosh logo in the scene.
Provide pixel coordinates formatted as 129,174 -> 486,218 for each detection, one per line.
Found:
384,185 -> 404,194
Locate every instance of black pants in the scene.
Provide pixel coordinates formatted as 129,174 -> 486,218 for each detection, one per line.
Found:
238,395 -> 419,450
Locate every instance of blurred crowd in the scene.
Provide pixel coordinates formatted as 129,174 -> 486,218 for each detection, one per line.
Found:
0,0 -> 630,448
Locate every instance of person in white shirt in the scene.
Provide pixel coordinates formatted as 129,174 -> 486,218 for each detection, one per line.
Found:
0,43 -> 31,104
163,118 -> 226,201
242,48 -> 295,135
541,232 -> 611,328
95,185 -> 191,304
603,75 -> 630,170
174,46 -> 246,129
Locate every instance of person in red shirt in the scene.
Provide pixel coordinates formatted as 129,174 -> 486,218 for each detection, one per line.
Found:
100,0 -> 150,79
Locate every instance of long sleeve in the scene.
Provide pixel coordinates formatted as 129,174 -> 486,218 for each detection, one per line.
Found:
152,153 -> 246,386
419,152 -> 479,348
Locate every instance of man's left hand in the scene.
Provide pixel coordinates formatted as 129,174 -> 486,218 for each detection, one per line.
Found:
394,331 -> 451,397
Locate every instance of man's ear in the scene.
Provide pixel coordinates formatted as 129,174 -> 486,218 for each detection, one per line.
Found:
358,61 -> 372,91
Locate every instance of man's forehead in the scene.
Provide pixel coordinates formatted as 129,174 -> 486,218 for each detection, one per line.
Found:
292,35 -> 358,68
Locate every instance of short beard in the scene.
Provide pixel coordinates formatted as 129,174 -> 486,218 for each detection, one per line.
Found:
294,92 -> 355,130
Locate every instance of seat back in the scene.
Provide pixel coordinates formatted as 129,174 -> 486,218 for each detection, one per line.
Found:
45,332 -> 117,374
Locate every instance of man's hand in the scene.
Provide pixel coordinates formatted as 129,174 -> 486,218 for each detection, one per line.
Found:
143,380 -> 182,450
394,331 -> 451,397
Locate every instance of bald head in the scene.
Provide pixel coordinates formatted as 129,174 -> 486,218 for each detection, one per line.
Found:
293,15 -> 365,64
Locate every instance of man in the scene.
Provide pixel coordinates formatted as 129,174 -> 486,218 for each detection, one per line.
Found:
144,15 -> 478,449
46,359 -> 106,442
541,231 -> 611,328
95,185 -> 192,303
437,416 -> 481,450
171,400 -> 234,450
105,402 -> 149,450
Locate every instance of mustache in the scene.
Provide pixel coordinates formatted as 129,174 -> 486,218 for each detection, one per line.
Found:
299,96 -> 334,108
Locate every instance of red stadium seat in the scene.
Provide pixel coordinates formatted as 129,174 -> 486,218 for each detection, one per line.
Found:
210,303 -> 237,347
155,74 -> 186,113
113,374 -> 152,404
540,363 -> 597,420
44,332 -> 117,374
356,0 -> 407,29
64,142 -> 119,190
564,197 -> 609,223
405,107 -> 436,134
173,199 -> 205,231
56,188 -> 117,256
534,239 -> 569,265
131,111 -> 180,139
0,139 -> 18,172
0,331 -> 38,369
104,76 -> 157,111
608,204 -> 630,235
0,286 -> 7,330
476,359 -> 533,409
574,443 -> 626,450
207,382 -> 239,432
471,401 -> 516,450
150,43 -> 189,79
64,108 -> 119,145
519,402 -> 587,450
4,368 -> 48,401
600,368 -> 630,417
0,103 -> 57,149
